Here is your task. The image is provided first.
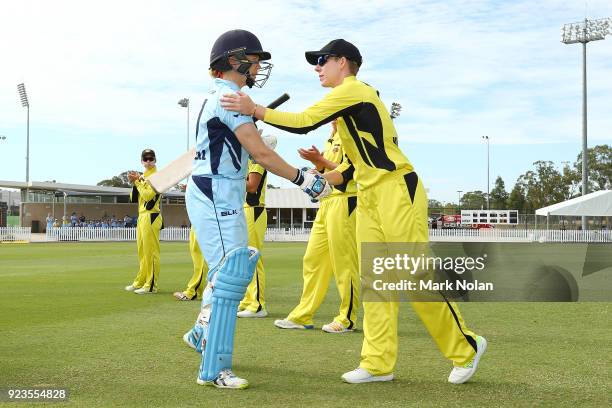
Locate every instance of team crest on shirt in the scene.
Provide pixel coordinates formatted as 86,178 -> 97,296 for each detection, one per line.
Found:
333,144 -> 340,153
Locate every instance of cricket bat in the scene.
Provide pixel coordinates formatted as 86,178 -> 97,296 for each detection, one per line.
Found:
147,147 -> 196,193
148,93 -> 290,193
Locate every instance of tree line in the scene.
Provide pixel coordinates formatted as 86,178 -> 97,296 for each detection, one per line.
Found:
429,144 -> 610,213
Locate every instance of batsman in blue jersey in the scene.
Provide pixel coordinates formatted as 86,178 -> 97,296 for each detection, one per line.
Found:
181,29 -> 332,389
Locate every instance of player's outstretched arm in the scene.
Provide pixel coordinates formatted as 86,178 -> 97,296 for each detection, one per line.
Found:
323,155 -> 354,188
322,170 -> 343,186
235,123 -> 331,200
235,123 -> 297,181
221,89 -> 359,135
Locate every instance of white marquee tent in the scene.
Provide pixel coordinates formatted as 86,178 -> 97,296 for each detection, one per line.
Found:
535,190 -> 612,228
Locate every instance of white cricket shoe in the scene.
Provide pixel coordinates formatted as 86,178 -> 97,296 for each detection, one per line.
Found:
197,369 -> 249,389
124,285 -> 139,291
173,291 -> 193,301
342,368 -> 394,384
274,319 -> 313,330
134,287 -> 158,294
322,321 -> 354,333
237,309 -> 268,318
448,336 -> 487,384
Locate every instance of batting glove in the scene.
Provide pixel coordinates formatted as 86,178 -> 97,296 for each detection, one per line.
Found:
292,168 -> 332,201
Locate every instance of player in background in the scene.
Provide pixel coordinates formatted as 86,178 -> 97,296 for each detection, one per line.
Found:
220,39 -> 486,385
125,149 -> 163,294
274,120 -> 359,333
237,154 -> 272,318
174,227 -> 208,301
46,213 -> 54,232
181,29 -> 330,390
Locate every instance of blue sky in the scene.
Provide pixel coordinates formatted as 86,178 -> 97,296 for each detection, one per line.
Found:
1,0 -> 611,203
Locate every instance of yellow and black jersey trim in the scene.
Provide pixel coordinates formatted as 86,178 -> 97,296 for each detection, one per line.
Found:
130,170 -> 162,214
130,186 -> 139,203
334,156 -> 355,193
347,196 -> 357,217
131,187 -> 161,211
253,206 -> 265,222
342,102 -> 395,172
145,194 -> 161,211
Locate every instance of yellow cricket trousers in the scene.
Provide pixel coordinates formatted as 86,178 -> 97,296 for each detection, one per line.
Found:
181,227 -> 208,300
287,195 -> 359,328
239,206 -> 267,312
358,172 -> 478,375
132,212 -> 162,291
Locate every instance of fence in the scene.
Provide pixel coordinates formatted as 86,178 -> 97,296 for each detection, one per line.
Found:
264,228 -> 612,243
36,227 -> 612,243
161,227 -> 191,241
44,227 -> 313,243
429,228 -> 612,242
0,227 -> 32,242
45,227 -> 190,242
529,229 -> 612,243
265,228 -> 312,242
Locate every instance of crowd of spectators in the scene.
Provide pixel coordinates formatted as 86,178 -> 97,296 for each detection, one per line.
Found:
46,212 -> 136,229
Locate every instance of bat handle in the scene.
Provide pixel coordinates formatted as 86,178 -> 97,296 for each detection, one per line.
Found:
254,93 -> 290,123
266,93 -> 290,110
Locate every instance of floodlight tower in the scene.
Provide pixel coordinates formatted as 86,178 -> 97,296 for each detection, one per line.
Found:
561,17 -> 612,230
17,83 -> 30,183
482,136 -> 490,210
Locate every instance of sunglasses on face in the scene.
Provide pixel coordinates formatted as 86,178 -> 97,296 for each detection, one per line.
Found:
142,157 -> 156,162
317,54 -> 339,67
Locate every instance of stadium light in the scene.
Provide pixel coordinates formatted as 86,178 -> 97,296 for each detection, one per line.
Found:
457,190 -> 463,210
178,98 -> 190,151
561,17 -> 611,230
17,83 -> 30,184
482,136 -> 490,210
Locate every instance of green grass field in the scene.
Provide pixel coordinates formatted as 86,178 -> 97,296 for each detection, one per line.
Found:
0,242 -> 610,407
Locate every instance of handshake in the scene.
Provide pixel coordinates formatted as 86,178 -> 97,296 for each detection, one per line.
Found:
254,130 -> 330,201
293,168 -> 332,202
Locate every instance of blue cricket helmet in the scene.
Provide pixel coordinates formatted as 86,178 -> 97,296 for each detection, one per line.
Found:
210,29 -> 271,70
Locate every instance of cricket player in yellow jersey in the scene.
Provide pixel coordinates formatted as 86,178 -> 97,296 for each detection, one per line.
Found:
125,149 -> 163,294
220,39 -> 487,385
174,227 -> 209,301
237,159 -> 270,317
274,120 -> 359,333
